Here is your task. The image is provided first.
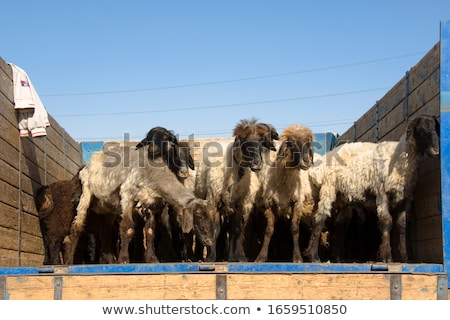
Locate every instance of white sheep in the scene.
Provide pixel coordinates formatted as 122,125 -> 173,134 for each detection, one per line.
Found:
304,115 -> 440,263
64,127 -> 214,264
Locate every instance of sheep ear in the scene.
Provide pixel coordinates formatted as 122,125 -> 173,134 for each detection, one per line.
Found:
262,135 -> 277,151
181,208 -> 194,233
188,154 -> 195,170
237,167 -> 245,182
271,129 -> 280,141
135,138 -> 149,149
434,116 -> 440,136
263,129 -> 279,151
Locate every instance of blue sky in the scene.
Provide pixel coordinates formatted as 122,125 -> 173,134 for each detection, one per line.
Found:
1,1 -> 449,141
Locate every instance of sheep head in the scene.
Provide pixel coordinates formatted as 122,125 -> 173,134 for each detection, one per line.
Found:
136,126 -> 178,155
135,127 -> 194,180
407,115 -> 440,158
278,124 -> 314,170
232,118 -> 279,178
174,141 -> 195,181
184,199 -> 215,247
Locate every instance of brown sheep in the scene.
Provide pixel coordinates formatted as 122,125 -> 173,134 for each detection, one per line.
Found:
220,118 -> 279,261
255,124 -> 315,262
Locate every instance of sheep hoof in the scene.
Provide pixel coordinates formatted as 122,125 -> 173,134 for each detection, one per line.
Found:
254,256 -> 267,263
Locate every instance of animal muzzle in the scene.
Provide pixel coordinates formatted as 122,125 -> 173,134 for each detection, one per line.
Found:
177,167 -> 189,179
249,158 -> 262,172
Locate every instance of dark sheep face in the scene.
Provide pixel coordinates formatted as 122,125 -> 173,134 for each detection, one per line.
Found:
409,116 -> 440,157
169,143 -> 194,180
135,126 -> 178,156
190,200 -> 215,247
136,127 -> 193,180
234,138 -> 264,172
232,120 -> 279,174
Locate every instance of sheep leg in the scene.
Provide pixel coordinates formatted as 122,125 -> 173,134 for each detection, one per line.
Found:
396,207 -> 409,263
227,207 -> 248,262
63,187 -> 92,265
117,203 -> 135,263
233,207 -> 251,262
143,210 -> 160,263
332,206 -> 353,263
182,232 -> 196,262
254,208 -> 275,262
304,193 -> 333,263
96,214 -> 118,264
44,235 -> 62,265
227,209 -> 240,262
376,196 -> 393,263
304,213 -> 326,262
291,204 -> 303,263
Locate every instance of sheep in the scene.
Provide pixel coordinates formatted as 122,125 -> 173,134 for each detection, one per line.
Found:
64,127 -> 214,264
158,140 -> 201,262
220,118 -> 279,262
35,170 -> 119,265
254,124 -> 314,262
304,115 -> 440,263
193,138 -> 234,261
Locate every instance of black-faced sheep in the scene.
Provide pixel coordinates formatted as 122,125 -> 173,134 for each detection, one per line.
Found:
220,118 -> 279,262
255,124 -> 314,262
158,140 -> 201,262
64,127 -> 214,264
304,115 -> 440,263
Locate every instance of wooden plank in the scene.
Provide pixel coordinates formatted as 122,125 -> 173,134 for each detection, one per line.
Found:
411,238 -> 443,263
357,126 -> 377,142
0,228 -> 44,259
378,101 -> 406,139
401,274 -> 441,299
355,106 -> 376,140
412,195 -> 442,221
0,179 -> 39,216
5,276 -> 55,299
408,69 -> 440,116
411,215 -> 443,243
0,202 -> 41,237
61,274 -> 217,300
377,76 -> 406,120
336,128 -> 355,144
408,42 -> 440,92
227,274 -> 391,299
1,273 -> 444,300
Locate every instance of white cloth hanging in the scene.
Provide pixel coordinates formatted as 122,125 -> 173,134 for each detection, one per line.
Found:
9,63 -> 50,137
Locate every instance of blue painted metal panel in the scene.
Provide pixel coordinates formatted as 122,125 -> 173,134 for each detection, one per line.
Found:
80,141 -> 104,164
67,263 -> 201,274
227,263 -> 443,273
440,20 -> 450,289
0,263 -> 443,276
228,263 -> 372,273
313,132 -> 337,155
0,267 -> 42,276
